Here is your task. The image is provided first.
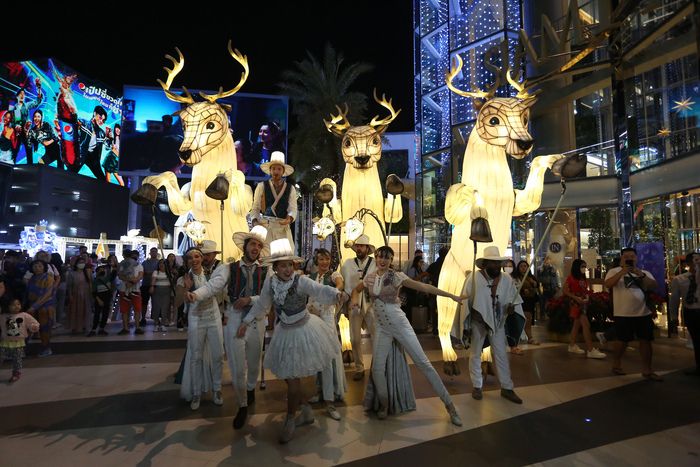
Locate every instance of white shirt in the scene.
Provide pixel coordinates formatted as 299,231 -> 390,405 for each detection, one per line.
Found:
669,271 -> 700,317
250,180 -> 298,221
341,256 -> 376,311
464,271 -> 524,331
605,267 -> 655,317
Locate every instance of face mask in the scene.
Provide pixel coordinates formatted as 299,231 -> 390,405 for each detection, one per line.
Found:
580,267 -> 587,273
77,263 -> 85,270
503,266 -> 514,274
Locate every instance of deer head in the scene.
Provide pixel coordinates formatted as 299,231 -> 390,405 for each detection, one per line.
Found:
157,41 -> 249,166
446,54 -> 536,159
324,90 -> 401,170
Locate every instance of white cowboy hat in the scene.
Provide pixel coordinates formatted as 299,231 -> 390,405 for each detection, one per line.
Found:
351,234 -> 376,254
232,225 -> 270,257
260,151 -> 294,177
475,246 -> 510,269
200,240 -> 221,255
262,238 -> 303,265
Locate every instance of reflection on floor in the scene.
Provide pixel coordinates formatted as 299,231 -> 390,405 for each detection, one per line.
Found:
1,323 -> 699,467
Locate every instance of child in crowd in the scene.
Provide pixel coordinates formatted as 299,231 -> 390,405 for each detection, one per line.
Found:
88,265 -> 113,336
1,298 -> 40,383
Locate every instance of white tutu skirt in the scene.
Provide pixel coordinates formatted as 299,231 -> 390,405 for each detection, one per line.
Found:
264,312 -> 338,379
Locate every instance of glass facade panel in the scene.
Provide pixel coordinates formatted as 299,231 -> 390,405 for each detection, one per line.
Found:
573,88 -> 614,177
421,89 -> 451,153
450,0 -> 505,49
418,0 -> 448,36
420,26 -> 449,94
421,151 -> 451,218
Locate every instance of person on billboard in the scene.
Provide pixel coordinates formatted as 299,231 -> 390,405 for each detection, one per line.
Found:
53,71 -> 81,172
28,110 -> 62,170
248,121 -> 284,178
77,105 -> 108,179
102,123 -> 123,185
10,82 -> 43,164
0,111 -> 19,164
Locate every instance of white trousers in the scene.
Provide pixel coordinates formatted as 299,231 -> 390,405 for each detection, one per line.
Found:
224,310 -> 265,407
350,303 -> 375,371
468,317 -> 514,390
373,303 -> 452,406
187,316 -> 223,396
316,308 -> 347,401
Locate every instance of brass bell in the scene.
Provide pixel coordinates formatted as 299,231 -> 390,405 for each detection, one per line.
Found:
205,174 -> 230,200
131,183 -> 158,206
470,217 -> 493,243
314,184 -> 334,204
385,174 -> 404,196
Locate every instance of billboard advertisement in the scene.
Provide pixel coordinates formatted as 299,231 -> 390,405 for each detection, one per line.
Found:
120,85 -> 288,180
0,59 -> 124,185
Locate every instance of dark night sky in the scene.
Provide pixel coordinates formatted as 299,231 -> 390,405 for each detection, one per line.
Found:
1,1 -> 415,131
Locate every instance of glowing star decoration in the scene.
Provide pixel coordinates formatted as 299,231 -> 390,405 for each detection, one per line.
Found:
436,57 -> 564,368
140,42 -> 253,261
672,98 -> 695,112
183,220 -> 208,245
657,128 -> 671,138
324,90 -> 403,260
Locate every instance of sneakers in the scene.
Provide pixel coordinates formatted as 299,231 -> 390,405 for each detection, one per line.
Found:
9,372 -> 20,383
446,403 -> 463,426
471,387 -> 483,400
233,406 -> 248,429
568,344 -> 585,354
500,389 -> 523,404
118,329 -> 129,336
587,348 -> 606,359
279,416 -> 295,444
595,332 -> 607,347
38,348 -> 52,357
247,389 -> 255,405
213,390 -> 224,406
295,404 -> 315,427
326,404 -> 341,421
97,329 -> 109,336
308,393 -> 321,404
190,396 -> 201,411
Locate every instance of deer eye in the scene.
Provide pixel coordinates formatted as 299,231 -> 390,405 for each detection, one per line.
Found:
372,136 -> 380,145
489,117 -> 500,125
206,122 -> 215,130
344,139 -> 352,147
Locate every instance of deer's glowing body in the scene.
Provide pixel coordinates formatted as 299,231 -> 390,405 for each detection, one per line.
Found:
141,44 -> 252,261
436,59 -> 562,366
325,93 -> 402,261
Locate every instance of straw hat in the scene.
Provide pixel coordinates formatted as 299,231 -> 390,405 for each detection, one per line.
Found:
475,246 -> 510,269
232,225 -> 270,257
262,238 -> 303,265
200,240 -> 220,254
260,151 -> 294,177
351,234 -> 376,254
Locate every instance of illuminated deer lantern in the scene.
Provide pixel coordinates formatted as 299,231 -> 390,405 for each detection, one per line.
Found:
324,91 -> 403,261
141,42 -> 253,261
436,55 -> 563,373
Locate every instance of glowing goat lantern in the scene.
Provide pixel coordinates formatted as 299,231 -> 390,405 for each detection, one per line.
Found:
436,55 -> 563,372
139,42 -> 252,261
324,91 -> 403,261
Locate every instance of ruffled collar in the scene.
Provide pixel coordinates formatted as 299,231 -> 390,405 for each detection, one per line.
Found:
271,274 -> 296,306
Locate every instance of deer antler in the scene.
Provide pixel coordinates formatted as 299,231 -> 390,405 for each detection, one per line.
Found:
506,69 -> 540,100
370,89 -> 401,129
324,103 -> 351,136
199,40 -> 250,103
446,54 -> 499,100
157,48 -> 195,105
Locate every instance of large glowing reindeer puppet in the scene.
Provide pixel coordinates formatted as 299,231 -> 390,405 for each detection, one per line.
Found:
324,91 -> 403,261
141,42 -> 253,261
436,55 -> 563,373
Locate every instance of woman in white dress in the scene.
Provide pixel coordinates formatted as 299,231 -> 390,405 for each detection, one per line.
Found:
238,239 -> 347,443
179,247 -> 224,411
352,245 -> 464,426
306,248 -> 347,421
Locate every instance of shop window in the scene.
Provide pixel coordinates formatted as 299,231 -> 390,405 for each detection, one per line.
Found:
421,151 -> 451,218
578,207 -> 621,273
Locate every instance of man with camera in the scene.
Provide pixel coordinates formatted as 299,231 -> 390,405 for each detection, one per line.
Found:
604,247 -> 661,381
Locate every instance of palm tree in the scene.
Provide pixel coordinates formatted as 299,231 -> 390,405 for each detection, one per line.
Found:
278,43 -> 373,190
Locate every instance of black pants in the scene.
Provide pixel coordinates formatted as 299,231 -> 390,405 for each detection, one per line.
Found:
83,150 -> 105,179
92,291 -> 111,330
40,142 -> 64,170
684,308 -> 700,370
140,285 -> 152,322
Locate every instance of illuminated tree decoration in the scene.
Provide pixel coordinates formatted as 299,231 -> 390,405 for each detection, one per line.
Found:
140,42 -> 253,261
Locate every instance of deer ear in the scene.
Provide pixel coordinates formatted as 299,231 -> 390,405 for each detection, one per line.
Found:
472,99 -> 485,112
218,103 -> 232,113
374,124 -> 389,135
